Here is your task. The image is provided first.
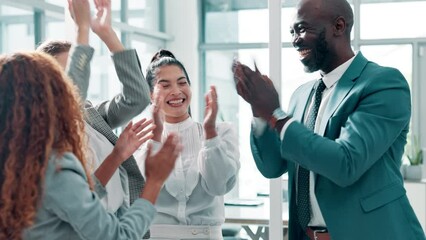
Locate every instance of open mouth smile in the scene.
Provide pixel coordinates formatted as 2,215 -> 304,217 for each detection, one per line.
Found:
167,98 -> 186,106
298,49 -> 312,59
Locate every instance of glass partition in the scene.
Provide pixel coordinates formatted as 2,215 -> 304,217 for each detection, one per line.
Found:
360,1 -> 426,39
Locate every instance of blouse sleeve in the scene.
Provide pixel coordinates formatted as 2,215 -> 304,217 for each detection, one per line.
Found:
198,122 -> 240,196
44,152 -> 156,240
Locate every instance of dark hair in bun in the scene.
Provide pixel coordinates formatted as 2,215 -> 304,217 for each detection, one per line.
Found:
145,49 -> 190,92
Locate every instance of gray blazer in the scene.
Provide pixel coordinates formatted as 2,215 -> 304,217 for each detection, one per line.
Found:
67,45 -> 151,205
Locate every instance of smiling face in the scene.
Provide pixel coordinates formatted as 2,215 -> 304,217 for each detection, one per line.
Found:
152,64 -> 191,123
290,0 -> 335,73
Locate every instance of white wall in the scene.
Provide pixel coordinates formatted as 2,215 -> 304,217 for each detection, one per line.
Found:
164,0 -> 201,122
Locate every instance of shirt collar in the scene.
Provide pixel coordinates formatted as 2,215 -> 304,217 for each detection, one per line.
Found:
321,52 -> 357,89
164,116 -> 194,131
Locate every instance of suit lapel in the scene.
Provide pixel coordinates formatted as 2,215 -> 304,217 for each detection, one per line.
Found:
84,104 -> 118,145
318,53 -> 369,136
293,81 -> 317,122
288,81 -> 317,183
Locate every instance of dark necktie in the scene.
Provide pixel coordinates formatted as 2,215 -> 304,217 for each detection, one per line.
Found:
297,79 -> 326,229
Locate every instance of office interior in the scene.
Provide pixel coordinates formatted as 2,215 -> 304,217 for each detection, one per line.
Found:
1,0 -> 426,239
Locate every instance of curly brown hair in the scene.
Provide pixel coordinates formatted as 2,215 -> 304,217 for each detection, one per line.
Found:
0,52 -> 92,240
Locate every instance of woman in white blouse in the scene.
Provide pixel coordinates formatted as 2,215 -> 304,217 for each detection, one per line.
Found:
136,49 -> 240,240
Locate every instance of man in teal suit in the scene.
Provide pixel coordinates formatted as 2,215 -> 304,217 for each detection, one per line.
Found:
233,0 -> 425,239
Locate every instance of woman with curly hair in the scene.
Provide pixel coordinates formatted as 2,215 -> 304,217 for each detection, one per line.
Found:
0,52 -> 181,240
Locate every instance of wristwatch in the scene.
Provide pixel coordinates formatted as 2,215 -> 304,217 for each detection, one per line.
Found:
269,108 -> 289,129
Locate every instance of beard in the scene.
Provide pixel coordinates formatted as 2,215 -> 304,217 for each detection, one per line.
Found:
302,29 -> 329,73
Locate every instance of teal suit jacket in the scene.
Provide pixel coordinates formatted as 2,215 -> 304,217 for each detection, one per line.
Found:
251,53 -> 425,240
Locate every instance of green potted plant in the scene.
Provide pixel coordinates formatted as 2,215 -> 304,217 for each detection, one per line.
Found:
404,134 -> 423,180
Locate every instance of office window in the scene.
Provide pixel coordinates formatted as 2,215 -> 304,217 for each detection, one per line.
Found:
46,21 -> 65,41
360,45 -> 412,84
0,0 -> 164,109
204,0 -> 353,44
360,1 -> 426,39
111,0 -> 122,20
128,0 -> 160,31
204,6 -> 312,44
45,0 -> 64,5
0,6 -> 34,52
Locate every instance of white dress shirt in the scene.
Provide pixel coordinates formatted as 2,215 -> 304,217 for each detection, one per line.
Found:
252,53 -> 356,227
85,122 -> 128,213
135,117 -> 240,230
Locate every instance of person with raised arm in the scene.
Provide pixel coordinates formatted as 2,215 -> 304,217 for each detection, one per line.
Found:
37,0 -> 153,227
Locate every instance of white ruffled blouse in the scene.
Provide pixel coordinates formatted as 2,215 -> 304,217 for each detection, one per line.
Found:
135,117 -> 240,225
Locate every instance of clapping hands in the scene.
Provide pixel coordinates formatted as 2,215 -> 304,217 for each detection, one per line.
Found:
151,89 -> 165,142
232,60 -> 280,121
203,85 -> 218,139
68,0 -> 123,52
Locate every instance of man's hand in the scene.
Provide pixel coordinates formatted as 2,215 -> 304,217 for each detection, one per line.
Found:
92,0 -> 124,52
232,60 -> 280,121
203,85 -> 218,139
67,0 -> 90,45
91,0 -> 112,37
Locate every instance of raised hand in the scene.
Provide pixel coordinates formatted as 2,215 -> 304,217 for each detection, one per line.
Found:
232,60 -> 280,121
67,0 -> 90,45
151,87 -> 165,142
113,118 -> 155,162
203,85 -> 218,139
91,0 -> 124,52
91,0 -> 111,37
